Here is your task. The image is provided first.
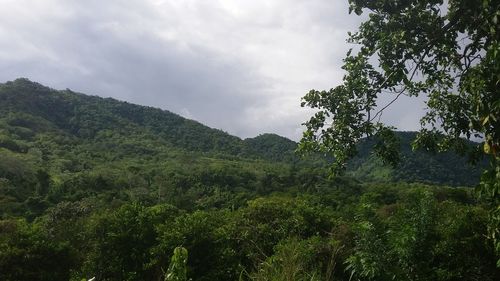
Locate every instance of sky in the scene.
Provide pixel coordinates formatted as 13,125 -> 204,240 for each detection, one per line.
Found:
0,0 -> 427,140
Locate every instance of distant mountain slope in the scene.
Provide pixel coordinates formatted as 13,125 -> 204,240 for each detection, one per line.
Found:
347,132 -> 484,186
243,133 -> 298,162
0,78 -> 484,187
0,78 -> 244,155
0,79 -> 304,218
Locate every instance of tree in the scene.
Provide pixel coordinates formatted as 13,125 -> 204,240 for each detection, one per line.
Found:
299,0 -> 499,262
83,203 -> 179,281
165,247 -> 189,281
0,219 -> 76,281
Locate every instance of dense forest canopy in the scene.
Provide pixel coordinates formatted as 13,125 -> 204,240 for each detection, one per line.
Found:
0,1 -> 499,278
0,78 -> 497,280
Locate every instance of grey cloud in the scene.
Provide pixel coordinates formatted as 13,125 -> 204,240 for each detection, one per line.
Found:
0,0 -> 423,140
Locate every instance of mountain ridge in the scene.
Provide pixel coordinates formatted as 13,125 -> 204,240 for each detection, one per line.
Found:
0,78 -> 483,187
0,78 -> 495,281
0,78 -> 245,154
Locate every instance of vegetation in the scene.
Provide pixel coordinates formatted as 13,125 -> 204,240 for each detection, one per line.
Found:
299,0 -> 499,263
0,78 -> 498,280
348,131 -> 486,186
1,182 -> 497,280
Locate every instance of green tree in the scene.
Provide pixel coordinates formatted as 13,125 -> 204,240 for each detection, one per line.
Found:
155,210 -> 239,281
83,203 -> 179,281
345,204 -> 393,280
165,247 -> 189,281
35,170 -> 50,196
0,219 -> 76,281
388,190 -> 438,281
249,237 -> 343,281
299,0 -> 499,260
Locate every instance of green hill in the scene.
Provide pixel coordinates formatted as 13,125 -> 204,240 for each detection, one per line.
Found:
347,131 -> 485,186
243,133 -> 298,162
0,78 -> 244,154
0,78 -> 485,219
0,79 -> 319,218
0,78 -> 303,161
0,79 -> 497,281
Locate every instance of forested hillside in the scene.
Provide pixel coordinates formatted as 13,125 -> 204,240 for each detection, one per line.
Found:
348,132 -> 485,186
0,78 -> 246,154
0,78 -> 334,218
0,79 -> 482,187
0,79 -> 497,280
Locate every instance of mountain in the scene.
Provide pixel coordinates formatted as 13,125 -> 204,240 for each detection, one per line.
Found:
0,78 -> 246,154
1,79 -> 496,281
0,78 -> 317,218
243,133 -> 298,162
0,78 -> 302,161
347,131 -> 485,186
0,78 -> 485,218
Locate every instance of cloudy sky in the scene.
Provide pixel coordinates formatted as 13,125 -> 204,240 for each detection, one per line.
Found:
0,0 -> 426,140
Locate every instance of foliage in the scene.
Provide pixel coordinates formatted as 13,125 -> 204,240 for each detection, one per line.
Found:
243,133 -> 298,162
298,0 -> 500,262
299,0 -> 499,172
0,78 -> 498,279
348,131 -> 486,186
248,237 -> 343,281
0,219 -> 76,281
82,203 -> 179,281
1,182 -> 498,280
165,247 -> 189,281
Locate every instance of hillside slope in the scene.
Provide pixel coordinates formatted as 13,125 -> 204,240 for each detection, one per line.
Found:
0,78 -> 485,219
0,79 -> 316,218
243,133 -> 298,162
0,79 -> 496,281
0,79 -> 484,186
0,78 -> 245,154
347,132 -> 484,186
